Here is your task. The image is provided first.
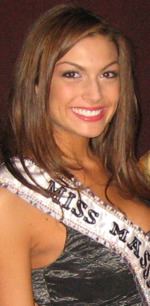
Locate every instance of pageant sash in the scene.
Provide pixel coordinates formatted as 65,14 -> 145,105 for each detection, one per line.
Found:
0,159 -> 150,305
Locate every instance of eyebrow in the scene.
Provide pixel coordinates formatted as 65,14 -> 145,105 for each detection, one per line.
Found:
56,60 -> 119,71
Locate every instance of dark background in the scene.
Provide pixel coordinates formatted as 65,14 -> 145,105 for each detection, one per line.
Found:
0,0 -> 150,157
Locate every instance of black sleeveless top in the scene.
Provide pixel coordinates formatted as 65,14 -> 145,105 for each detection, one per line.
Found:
0,159 -> 149,305
32,226 -> 143,305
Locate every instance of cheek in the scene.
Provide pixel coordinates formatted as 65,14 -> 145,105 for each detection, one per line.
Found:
51,82 -> 78,105
49,83 -> 72,117
50,83 -> 61,101
103,79 -> 120,96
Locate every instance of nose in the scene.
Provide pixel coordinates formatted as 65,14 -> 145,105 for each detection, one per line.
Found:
81,78 -> 102,103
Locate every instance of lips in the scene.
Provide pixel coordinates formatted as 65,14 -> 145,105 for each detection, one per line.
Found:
72,107 -> 106,121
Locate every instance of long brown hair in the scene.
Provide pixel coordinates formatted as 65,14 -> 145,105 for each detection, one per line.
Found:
1,4 -> 150,199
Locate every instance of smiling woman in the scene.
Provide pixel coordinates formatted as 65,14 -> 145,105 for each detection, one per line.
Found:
0,4 -> 149,306
49,35 -> 120,140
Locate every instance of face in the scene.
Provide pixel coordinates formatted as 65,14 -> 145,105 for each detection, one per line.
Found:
49,35 -> 120,141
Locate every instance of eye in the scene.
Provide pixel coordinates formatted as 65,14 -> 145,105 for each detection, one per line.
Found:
62,71 -> 80,78
102,71 -> 119,79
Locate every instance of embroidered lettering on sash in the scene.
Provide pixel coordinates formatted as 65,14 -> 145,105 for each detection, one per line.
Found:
127,237 -> 141,258
48,180 -> 67,204
62,192 -> 76,210
140,251 -> 150,287
48,179 -> 100,225
84,209 -> 99,224
109,221 -> 150,291
109,221 -> 129,242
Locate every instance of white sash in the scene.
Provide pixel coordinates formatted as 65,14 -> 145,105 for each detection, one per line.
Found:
0,159 -> 150,305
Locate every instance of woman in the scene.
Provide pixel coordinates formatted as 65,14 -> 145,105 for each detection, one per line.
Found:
0,4 -> 149,306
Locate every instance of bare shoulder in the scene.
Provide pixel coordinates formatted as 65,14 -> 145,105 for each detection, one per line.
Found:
0,187 -> 32,244
0,187 -> 32,221
0,187 -> 56,236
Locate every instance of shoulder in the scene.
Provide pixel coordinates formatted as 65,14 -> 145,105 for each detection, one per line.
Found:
0,187 -> 62,246
0,187 -> 51,230
0,188 -> 33,245
0,187 -> 32,216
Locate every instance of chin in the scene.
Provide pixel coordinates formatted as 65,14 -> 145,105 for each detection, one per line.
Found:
84,126 -> 108,138
77,130 -> 105,139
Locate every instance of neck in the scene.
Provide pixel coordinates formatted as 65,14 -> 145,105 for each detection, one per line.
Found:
53,130 -> 93,166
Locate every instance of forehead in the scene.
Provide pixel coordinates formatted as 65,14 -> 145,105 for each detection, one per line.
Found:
57,35 -> 118,66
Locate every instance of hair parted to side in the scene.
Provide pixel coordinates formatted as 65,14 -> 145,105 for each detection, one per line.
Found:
2,4 -> 149,199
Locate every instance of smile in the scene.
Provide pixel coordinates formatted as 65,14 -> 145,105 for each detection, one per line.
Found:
72,107 -> 106,121
72,107 -> 103,117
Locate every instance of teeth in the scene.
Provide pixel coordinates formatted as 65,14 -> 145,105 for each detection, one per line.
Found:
72,107 -> 102,117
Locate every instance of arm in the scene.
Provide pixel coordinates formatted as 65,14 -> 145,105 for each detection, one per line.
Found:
0,189 -> 35,306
